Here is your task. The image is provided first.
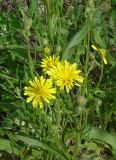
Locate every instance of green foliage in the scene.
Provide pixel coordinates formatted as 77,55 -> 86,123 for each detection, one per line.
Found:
0,0 -> 116,159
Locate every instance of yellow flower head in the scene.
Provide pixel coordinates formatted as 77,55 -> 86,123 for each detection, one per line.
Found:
47,60 -> 84,93
41,55 -> 60,72
24,76 -> 56,108
91,45 -> 107,64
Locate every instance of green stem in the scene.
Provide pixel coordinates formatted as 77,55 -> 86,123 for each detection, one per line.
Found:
104,108 -> 112,130
45,0 -> 54,46
84,24 -> 90,95
27,39 -> 34,78
74,117 -> 79,160
0,45 -> 42,51
95,59 -> 104,90
83,108 -> 88,128
79,112 -> 83,130
42,110 -> 70,160
74,111 -> 83,160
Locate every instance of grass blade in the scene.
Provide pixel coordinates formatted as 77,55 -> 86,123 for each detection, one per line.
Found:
0,139 -> 20,155
14,135 -> 67,160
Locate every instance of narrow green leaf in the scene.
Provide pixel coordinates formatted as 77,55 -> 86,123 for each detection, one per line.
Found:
92,28 -> 106,48
109,10 -> 116,35
83,127 -> 116,150
63,127 -> 116,150
30,0 -> 38,16
0,139 -> 19,155
62,24 -> 88,60
107,53 -> 116,67
14,135 -> 67,160
0,73 -> 18,82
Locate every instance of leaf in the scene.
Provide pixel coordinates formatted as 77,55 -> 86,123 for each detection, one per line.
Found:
12,135 -> 67,160
0,73 -> 18,82
30,0 -> 38,16
0,139 -> 20,155
109,10 -> 116,35
0,100 -> 22,112
92,28 -> 106,48
83,127 -> 116,150
20,9 -> 32,31
63,129 -> 80,144
63,127 -> 116,150
62,24 -> 88,60
107,53 -> 116,67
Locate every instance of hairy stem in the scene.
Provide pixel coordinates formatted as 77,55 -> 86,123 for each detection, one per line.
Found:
83,24 -> 90,95
27,39 -> 34,78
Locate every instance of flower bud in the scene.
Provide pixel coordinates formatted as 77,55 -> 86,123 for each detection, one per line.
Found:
56,45 -> 62,53
94,98 -> 102,107
77,96 -> 87,107
14,117 -> 20,126
28,123 -> 33,129
43,39 -> 48,45
44,47 -> 50,54
21,121 -> 26,126
89,52 -> 95,59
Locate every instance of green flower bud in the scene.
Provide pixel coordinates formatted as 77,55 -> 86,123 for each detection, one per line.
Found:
77,96 -> 87,107
21,121 -> 26,126
94,98 -> 102,107
14,117 -> 20,126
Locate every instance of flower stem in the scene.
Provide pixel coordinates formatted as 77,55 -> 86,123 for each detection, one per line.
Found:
45,0 -> 54,46
104,108 -> 112,130
95,59 -> 104,90
27,39 -> 34,78
83,24 -> 90,95
42,110 -> 70,160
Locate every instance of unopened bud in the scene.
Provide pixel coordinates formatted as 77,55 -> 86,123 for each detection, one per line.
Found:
43,39 -> 48,45
77,96 -> 87,107
56,45 -> 62,53
94,98 -> 102,107
89,52 -> 95,59
21,121 -> 26,126
14,117 -> 20,126
28,123 -> 33,129
44,47 -> 50,54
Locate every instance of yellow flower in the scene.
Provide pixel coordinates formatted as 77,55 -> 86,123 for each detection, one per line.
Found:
47,61 -> 84,93
91,45 -> 107,64
41,55 -> 60,72
24,76 -> 56,108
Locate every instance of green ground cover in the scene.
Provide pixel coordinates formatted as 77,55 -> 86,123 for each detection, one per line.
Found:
0,0 -> 116,159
